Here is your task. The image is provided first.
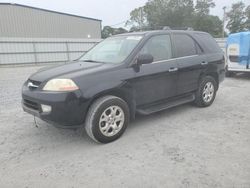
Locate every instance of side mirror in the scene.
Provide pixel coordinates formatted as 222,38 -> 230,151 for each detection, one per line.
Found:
136,54 -> 154,65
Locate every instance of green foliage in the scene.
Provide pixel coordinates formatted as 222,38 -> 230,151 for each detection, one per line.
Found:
195,0 -> 215,15
226,2 -> 246,33
144,0 -> 194,29
101,26 -> 114,39
193,0 -> 222,37
194,15 -> 222,37
103,0 -> 250,37
126,0 -> 223,37
101,26 -> 128,39
244,5 -> 250,30
126,6 -> 147,30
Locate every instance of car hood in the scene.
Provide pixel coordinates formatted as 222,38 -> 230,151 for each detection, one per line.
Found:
29,61 -> 113,83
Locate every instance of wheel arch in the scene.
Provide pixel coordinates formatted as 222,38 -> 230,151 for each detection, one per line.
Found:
86,88 -> 136,122
199,72 -> 219,90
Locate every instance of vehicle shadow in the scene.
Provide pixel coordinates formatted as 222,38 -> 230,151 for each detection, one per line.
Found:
32,103 -> 195,144
127,103 -> 194,133
32,117 -> 95,145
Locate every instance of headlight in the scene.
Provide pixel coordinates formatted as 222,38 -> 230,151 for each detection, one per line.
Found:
43,79 -> 79,91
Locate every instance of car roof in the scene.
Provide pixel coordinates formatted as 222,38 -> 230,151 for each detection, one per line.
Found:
116,30 -> 208,37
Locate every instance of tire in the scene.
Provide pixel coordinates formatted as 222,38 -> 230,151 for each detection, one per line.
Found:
85,95 -> 130,143
194,76 -> 217,107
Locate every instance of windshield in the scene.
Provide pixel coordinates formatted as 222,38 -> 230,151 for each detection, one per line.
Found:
80,35 -> 143,64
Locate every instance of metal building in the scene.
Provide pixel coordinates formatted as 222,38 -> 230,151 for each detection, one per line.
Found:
0,3 -> 102,65
0,3 -> 102,38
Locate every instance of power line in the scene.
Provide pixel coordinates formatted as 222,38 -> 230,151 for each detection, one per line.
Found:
108,20 -> 127,27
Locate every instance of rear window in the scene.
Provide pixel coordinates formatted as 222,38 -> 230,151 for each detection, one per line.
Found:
194,33 -> 222,53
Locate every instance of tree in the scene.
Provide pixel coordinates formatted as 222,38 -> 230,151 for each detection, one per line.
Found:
101,26 -> 114,39
127,0 -> 195,30
226,2 -> 246,33
144,0 -> 194,29
113,27 -> 128,35
245,5 -> 250,30
195,0 -> 215,16
194,15 -> 223,37
127,0 -> 223,37
101,26 -> 128,39
193,0 -> 222,37
126,7 -> 147,31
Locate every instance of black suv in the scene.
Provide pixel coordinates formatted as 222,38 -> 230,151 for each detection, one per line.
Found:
22,30 -> 225,143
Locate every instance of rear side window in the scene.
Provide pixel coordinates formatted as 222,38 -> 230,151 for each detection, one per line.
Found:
140,35 -> 172,61
194,33 -> 222,53
173,34 -> 198,58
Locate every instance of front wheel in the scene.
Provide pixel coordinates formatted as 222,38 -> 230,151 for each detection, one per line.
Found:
85,96 -> 130,143
194,76 -> 217,107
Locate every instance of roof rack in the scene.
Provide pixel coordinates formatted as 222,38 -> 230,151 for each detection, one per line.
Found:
163,26 -> 171,30
163,26 -> 194,31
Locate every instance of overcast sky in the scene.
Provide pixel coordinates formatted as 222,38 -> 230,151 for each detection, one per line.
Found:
3,0 -> 250,28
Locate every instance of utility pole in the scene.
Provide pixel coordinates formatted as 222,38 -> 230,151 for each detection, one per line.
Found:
222,6 -> 227,38
139,7 -> 143,31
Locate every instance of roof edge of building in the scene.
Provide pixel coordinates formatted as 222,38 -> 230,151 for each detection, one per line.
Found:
0,3 -> 102,22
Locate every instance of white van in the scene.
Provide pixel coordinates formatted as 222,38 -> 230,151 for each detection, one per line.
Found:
226,32 -> 250,76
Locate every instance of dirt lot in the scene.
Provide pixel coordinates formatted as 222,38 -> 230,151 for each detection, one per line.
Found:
0,65 -> 250,188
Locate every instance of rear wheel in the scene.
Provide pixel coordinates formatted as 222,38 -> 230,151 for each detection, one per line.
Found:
85,96 -> 130,143
194,76 -> 217,107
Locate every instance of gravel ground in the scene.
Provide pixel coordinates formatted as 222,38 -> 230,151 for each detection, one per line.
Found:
0,65 -> 250,188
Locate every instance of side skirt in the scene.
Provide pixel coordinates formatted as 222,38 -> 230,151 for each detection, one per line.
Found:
136,93 -> 195,115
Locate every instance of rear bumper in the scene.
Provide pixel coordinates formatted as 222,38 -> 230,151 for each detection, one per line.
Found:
219,68 -> 226,83
22,83 -> 90,128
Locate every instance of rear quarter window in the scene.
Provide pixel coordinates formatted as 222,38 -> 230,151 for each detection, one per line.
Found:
194,33 -> 222,53
173,34 -> 199,58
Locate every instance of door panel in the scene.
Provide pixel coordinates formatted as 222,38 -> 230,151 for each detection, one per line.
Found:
132,59 -> 178,106
129,34 -> 178,106
177,55 -> 207,94
172,33 -> 206,95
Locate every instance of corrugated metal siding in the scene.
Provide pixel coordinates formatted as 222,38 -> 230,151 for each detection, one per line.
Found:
0,4 -> 101,38
0,38 -> 101,64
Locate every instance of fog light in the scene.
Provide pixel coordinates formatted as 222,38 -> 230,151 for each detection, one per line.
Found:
41,104 -> 52,113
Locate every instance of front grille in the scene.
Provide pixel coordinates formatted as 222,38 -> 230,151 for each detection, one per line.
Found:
23,99 -> 40,111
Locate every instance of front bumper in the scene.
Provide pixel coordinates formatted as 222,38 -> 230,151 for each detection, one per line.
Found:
22,82 -> 90,128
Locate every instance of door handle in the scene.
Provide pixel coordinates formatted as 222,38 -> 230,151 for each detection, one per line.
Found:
169,67 -> 178,72
201,61 -> 208,65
